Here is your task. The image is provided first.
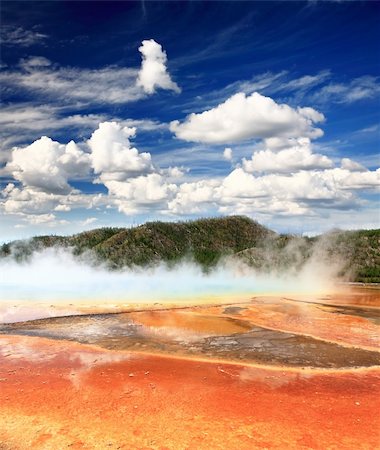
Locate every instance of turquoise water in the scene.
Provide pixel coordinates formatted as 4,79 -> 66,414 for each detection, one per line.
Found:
0,248 -> 333,321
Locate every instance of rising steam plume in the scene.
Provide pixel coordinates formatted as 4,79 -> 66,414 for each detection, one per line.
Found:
0,236 -> 344,323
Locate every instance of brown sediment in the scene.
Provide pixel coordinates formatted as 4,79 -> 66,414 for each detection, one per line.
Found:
1,334 -> 380,450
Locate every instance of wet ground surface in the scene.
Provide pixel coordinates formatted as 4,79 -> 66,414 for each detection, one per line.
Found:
1,307 -> 380,369
317,304 -> 380,325
1,288 -> 380,449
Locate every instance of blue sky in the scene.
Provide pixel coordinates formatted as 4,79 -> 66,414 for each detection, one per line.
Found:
0,0 -> 379,241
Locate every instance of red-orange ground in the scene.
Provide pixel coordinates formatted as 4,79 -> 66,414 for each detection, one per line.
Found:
1,334 -> 379,450
201,295 -> 380,351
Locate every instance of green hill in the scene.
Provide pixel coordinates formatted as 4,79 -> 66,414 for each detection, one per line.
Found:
1,216 -> 379,282
317,229 -> 380,283
236,229 -> 380,283
0,216 -> 273,269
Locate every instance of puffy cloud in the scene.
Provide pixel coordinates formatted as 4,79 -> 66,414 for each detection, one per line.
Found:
166,170 -> 317,218
0,183 -> 106,221
54,204 -> 71,212
166,162 -> 379,219
1,184 -> 59,215
341,158 -> 366,172
6,137 -> 90,194
137,39 -> 180,94
87,121 -> 183,214
106,174 -> 177,215
219,197 -> 311,218
1,130 -> 109,221
106,174 -> 174,203
88,122 -> 153,182
1,120 -> 186,221
243,138 -> 333,174
168,180 -> 220,215
170,92 -> 324,144
338,168 -> 380,190
160,166 -> 186,179
218,168 -> 267,199
1,118 -> 378,231
223,147 -> 233,161
218,167 -> 379,211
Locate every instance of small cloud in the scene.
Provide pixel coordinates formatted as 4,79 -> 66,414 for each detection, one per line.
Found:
1,26 -> 47,47
161,166 -> 186,179
341,158 -> 366,172
19,56 -> 52,70
81,217 -> 98,227
223,147 -> 233,161
137,39 -> 181,94
22,213 -> 68,225
243,138 -> 333,174
54,204 -> 71,212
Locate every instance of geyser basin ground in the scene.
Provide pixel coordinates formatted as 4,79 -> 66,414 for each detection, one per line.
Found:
1,288 -> 379,449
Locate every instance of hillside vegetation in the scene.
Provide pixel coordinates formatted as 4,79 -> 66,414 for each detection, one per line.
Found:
1,216 -> 379,282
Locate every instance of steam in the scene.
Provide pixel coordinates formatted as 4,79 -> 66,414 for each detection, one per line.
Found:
0,241 -> 343,323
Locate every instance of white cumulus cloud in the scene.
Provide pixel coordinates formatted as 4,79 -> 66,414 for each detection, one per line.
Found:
106,174 -> 177,215
88,121 -> 154,182
137,39 -> 181,94
2,184 -> 59,215
1,116 -> 378,233
223,147 -> 233,161
340,158 -> 366,172
170,92 -> 324,144
168,179 -> 219,215
243,138 -> 333,174
6,137 -> 90,194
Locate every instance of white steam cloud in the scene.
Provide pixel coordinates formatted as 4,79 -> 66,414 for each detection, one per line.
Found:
0,245 -> 340,323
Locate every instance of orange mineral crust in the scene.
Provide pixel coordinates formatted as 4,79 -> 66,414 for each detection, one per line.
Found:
1,335 -> 379,450
201,292 -> 380,351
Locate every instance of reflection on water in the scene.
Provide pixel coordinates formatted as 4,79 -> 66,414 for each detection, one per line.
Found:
130,311 -> 252,337
0,336 -> 133,367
